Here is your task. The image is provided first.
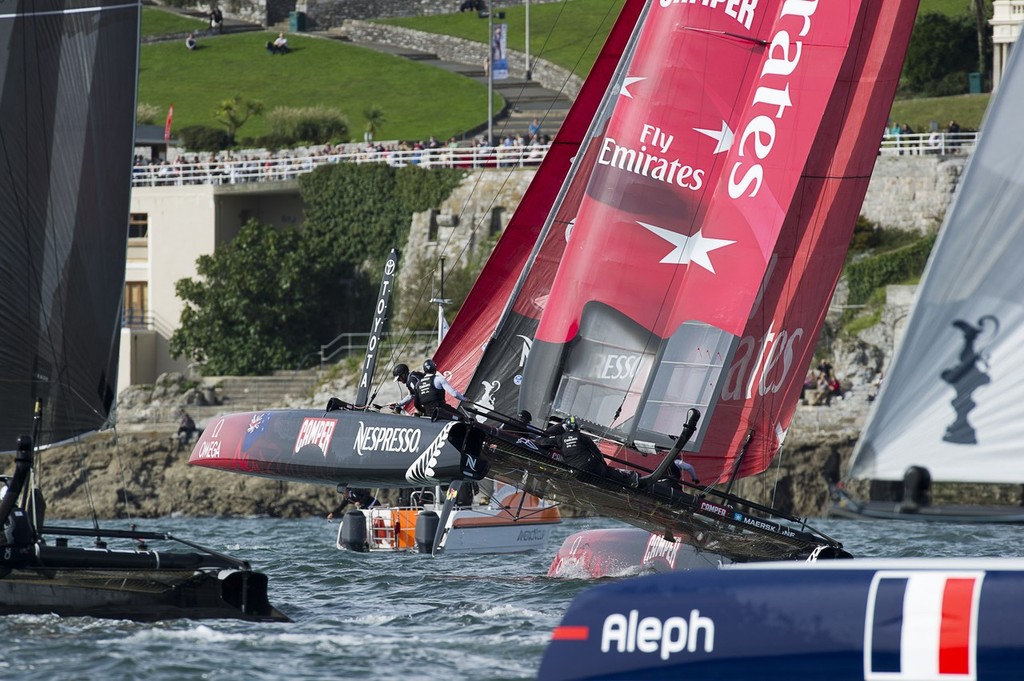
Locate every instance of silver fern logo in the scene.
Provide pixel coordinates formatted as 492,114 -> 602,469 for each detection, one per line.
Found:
405,421 -> 456,485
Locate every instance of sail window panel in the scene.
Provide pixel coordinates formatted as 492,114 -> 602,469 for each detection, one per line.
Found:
548,302 -> 658,431
636,321 -> 731,442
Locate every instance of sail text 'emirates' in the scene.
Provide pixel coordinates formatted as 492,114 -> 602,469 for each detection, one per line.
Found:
728,0 -> 819,199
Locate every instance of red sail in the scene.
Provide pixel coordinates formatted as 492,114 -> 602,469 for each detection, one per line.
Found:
432,0 -> 648,393
468,0 -> 917,484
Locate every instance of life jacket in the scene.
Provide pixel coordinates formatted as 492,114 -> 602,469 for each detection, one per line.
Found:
416,372 -> 446,409
556,432 -> 607,475
406,371 -> 425,410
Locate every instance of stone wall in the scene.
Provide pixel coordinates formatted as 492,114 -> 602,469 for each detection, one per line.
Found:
331,20 -> 584,98
190,0 -> 558,32
860,154 -> 968,233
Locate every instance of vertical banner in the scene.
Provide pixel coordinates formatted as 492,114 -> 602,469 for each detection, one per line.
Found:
164,104 -> 174,142
356,248 -> 399,407
492,23 -> 508,80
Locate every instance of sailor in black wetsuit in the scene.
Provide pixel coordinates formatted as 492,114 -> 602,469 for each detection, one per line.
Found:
538,416 -> 639,487
327,487 -> 379,520
388,363 -> 424,414
499,409 -> 535,438
415,358 -> 467,420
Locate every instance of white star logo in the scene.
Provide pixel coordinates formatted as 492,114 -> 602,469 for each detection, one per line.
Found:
637,222 -> 735,274
619,76 -> 645,98
694,120 -> 735,154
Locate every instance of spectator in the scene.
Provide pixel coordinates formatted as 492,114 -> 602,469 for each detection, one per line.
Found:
209,7 -> 223,34
177,411 -> 197,444
267,32 -> 289,55
185,32 -> 197,51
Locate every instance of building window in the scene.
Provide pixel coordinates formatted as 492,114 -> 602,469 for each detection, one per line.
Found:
123,282 -> 148,328
129,213 -> 148,240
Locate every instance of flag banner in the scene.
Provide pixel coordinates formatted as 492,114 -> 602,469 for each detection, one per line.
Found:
492,23 -> 508,80
164,104 -> 174,142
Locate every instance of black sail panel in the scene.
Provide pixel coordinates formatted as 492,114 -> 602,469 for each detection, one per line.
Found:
0,0 -> 139,446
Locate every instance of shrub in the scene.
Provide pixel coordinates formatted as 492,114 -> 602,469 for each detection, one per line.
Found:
178,124 -> 232,151
266,106 -> 350,146
137,102 -> 161,125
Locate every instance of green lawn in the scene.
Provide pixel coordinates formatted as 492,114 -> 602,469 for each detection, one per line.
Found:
139,29 -> 491,142
379,0 -> 626,77
890,93 -> 991,131
139,1 -> 993,144
141,7 -> 207,37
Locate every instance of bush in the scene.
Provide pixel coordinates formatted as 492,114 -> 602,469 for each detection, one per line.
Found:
137,102 -> 161,125
266,106 -> 350,146
845,235 -> 937,309
178,124 -> 232,152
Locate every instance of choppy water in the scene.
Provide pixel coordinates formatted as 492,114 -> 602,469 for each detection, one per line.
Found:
2,515 -> 1023,681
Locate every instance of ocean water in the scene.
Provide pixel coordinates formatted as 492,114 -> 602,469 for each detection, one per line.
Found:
2,515 -> 1023,681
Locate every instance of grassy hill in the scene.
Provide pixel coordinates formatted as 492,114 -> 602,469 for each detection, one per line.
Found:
139,0 -> 994,143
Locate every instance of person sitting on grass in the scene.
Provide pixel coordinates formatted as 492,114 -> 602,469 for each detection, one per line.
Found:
267,32 -> 289,55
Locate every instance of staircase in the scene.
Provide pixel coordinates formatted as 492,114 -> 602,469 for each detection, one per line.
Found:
317,33 -> 573,142
116,369 -> 324,435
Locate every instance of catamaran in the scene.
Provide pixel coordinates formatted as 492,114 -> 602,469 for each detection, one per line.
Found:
189,0 -> 918,566
0,0 -> 285,621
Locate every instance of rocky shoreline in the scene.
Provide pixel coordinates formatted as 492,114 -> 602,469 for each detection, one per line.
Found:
20,368 -> 871,521
21,358 -> 1022,523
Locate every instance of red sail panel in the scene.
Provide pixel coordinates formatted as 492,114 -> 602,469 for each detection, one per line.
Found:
432,0 -> 647,393
536,1 -> 863,347
612,0 -> 920,481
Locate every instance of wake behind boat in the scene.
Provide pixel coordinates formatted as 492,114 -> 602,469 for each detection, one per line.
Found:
828,10 -> 1024,526
0,0 -> 284,621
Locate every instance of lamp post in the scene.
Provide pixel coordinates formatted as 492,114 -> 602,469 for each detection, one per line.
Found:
487,8 -> 493,146
525,0 -> 531,80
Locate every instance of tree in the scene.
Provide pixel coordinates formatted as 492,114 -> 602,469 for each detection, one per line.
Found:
902,12 -> 977,96
214,95 -> 265,142
362,105 -> 385,143
170,220 -> 371,375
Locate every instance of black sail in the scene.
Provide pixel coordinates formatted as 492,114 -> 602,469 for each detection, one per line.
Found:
0,0 -> 139,446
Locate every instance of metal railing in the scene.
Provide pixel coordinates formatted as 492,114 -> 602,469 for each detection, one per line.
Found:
133,132 -> 981,189
878,131 -> 978,156
131,143 -> 551,188
320,330 -> 438,368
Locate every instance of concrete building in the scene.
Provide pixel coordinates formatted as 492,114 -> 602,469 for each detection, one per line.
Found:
120,180 -> 305,397
992,0 -> 1024,90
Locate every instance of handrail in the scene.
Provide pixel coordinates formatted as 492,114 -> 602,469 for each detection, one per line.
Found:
133,132 -> 980,188
878,131 -> 977,156
131,143 -> 551,188
320,330 -> 438,368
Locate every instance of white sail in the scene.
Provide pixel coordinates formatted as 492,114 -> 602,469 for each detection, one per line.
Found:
851,43 -> 1024,484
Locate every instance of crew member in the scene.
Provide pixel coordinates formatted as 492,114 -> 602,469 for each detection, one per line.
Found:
665,456 -> 700,488
416,358 -> 467,419
327,487 -> 379,520
537,416 -> 638,487
499,409 -> 535,438
388,363 -> 424,413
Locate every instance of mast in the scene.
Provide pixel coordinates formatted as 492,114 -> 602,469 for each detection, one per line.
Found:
430,256 -> 452,347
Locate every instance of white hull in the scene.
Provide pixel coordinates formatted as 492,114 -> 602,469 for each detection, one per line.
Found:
335,486 -> 561,555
